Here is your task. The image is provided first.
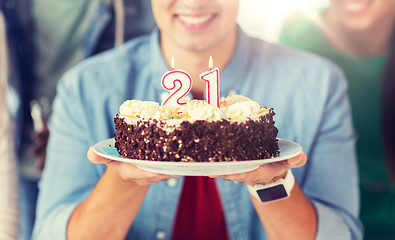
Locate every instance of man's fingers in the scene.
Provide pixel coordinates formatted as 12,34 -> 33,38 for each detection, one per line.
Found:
87,146 -> 109,164
283,151 -> 307,168
87,147 -> 175,185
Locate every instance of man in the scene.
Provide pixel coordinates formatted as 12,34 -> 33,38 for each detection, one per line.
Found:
33,0 -> 362,239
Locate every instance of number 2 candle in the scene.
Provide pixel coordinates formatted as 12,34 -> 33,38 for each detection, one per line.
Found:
161,56 -> 193,106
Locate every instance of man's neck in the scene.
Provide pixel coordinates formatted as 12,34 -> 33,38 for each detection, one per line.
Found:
160,28 -> 237,95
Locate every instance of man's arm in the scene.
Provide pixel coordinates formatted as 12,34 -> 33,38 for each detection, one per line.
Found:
253,182 -> 317,240
219,152 -> 317,239
67,150 -> 174,240
32,68 -> 175,239
67,168 -> 148,240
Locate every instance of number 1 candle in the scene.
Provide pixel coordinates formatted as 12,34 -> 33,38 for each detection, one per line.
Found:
161,56 -> 193,106
200,56 -> 220,107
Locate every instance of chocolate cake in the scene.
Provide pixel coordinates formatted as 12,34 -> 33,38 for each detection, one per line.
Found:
114,95 -> 279,162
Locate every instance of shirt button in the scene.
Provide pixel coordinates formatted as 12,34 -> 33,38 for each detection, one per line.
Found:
167,178 -> 178,188
156,231 -> 166,239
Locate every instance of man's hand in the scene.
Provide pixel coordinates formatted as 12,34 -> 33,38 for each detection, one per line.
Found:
212,151 -> 307,185
87,147 -> 176,186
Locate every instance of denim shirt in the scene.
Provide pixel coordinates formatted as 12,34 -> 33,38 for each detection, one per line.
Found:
33,28 -> 363,240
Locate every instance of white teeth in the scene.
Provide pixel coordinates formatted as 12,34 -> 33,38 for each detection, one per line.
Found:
178,15 -> 212,25
343,1 -> 369,12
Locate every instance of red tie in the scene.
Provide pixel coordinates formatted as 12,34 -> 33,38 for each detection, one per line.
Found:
172,91 -> 229,240
171,176 -> 230,240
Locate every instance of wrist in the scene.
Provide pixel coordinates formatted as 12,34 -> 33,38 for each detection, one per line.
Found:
247,169 -> 295,203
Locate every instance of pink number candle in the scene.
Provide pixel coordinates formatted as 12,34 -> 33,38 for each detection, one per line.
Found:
161,56 -> 193,106
200,56 -> 220,107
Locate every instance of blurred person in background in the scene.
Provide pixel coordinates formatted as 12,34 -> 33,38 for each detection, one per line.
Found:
0,24 -> 19,237
0,1 -> 30,238
279,0 -> 395,239
4,0 -> 155,239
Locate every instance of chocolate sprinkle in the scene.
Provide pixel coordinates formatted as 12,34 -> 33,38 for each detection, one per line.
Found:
114,109 -> 279,162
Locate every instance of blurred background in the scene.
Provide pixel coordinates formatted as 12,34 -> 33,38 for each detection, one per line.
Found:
238,0 -> 329,41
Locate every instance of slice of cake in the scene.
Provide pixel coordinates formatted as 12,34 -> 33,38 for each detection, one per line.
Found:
114,95 -> 279,162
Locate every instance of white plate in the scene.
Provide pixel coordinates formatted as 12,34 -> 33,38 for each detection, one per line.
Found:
93,138 -> 302,176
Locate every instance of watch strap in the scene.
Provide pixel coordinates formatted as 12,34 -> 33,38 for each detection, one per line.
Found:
247,169 -> 295,203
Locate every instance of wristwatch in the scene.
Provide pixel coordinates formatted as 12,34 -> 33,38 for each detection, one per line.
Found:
247,169 -> 295,203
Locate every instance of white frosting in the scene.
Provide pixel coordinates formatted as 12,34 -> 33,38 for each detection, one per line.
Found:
177,100 -> 228,121
119,95 -> 269,125
119,100 -> 179,120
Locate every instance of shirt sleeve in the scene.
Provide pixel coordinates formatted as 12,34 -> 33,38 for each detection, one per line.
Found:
32,71 -> 105,239
302,66 -> 363,240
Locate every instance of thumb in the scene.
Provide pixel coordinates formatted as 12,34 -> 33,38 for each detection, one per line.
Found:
284,151 -> 307,168
87,146 -> 111,164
